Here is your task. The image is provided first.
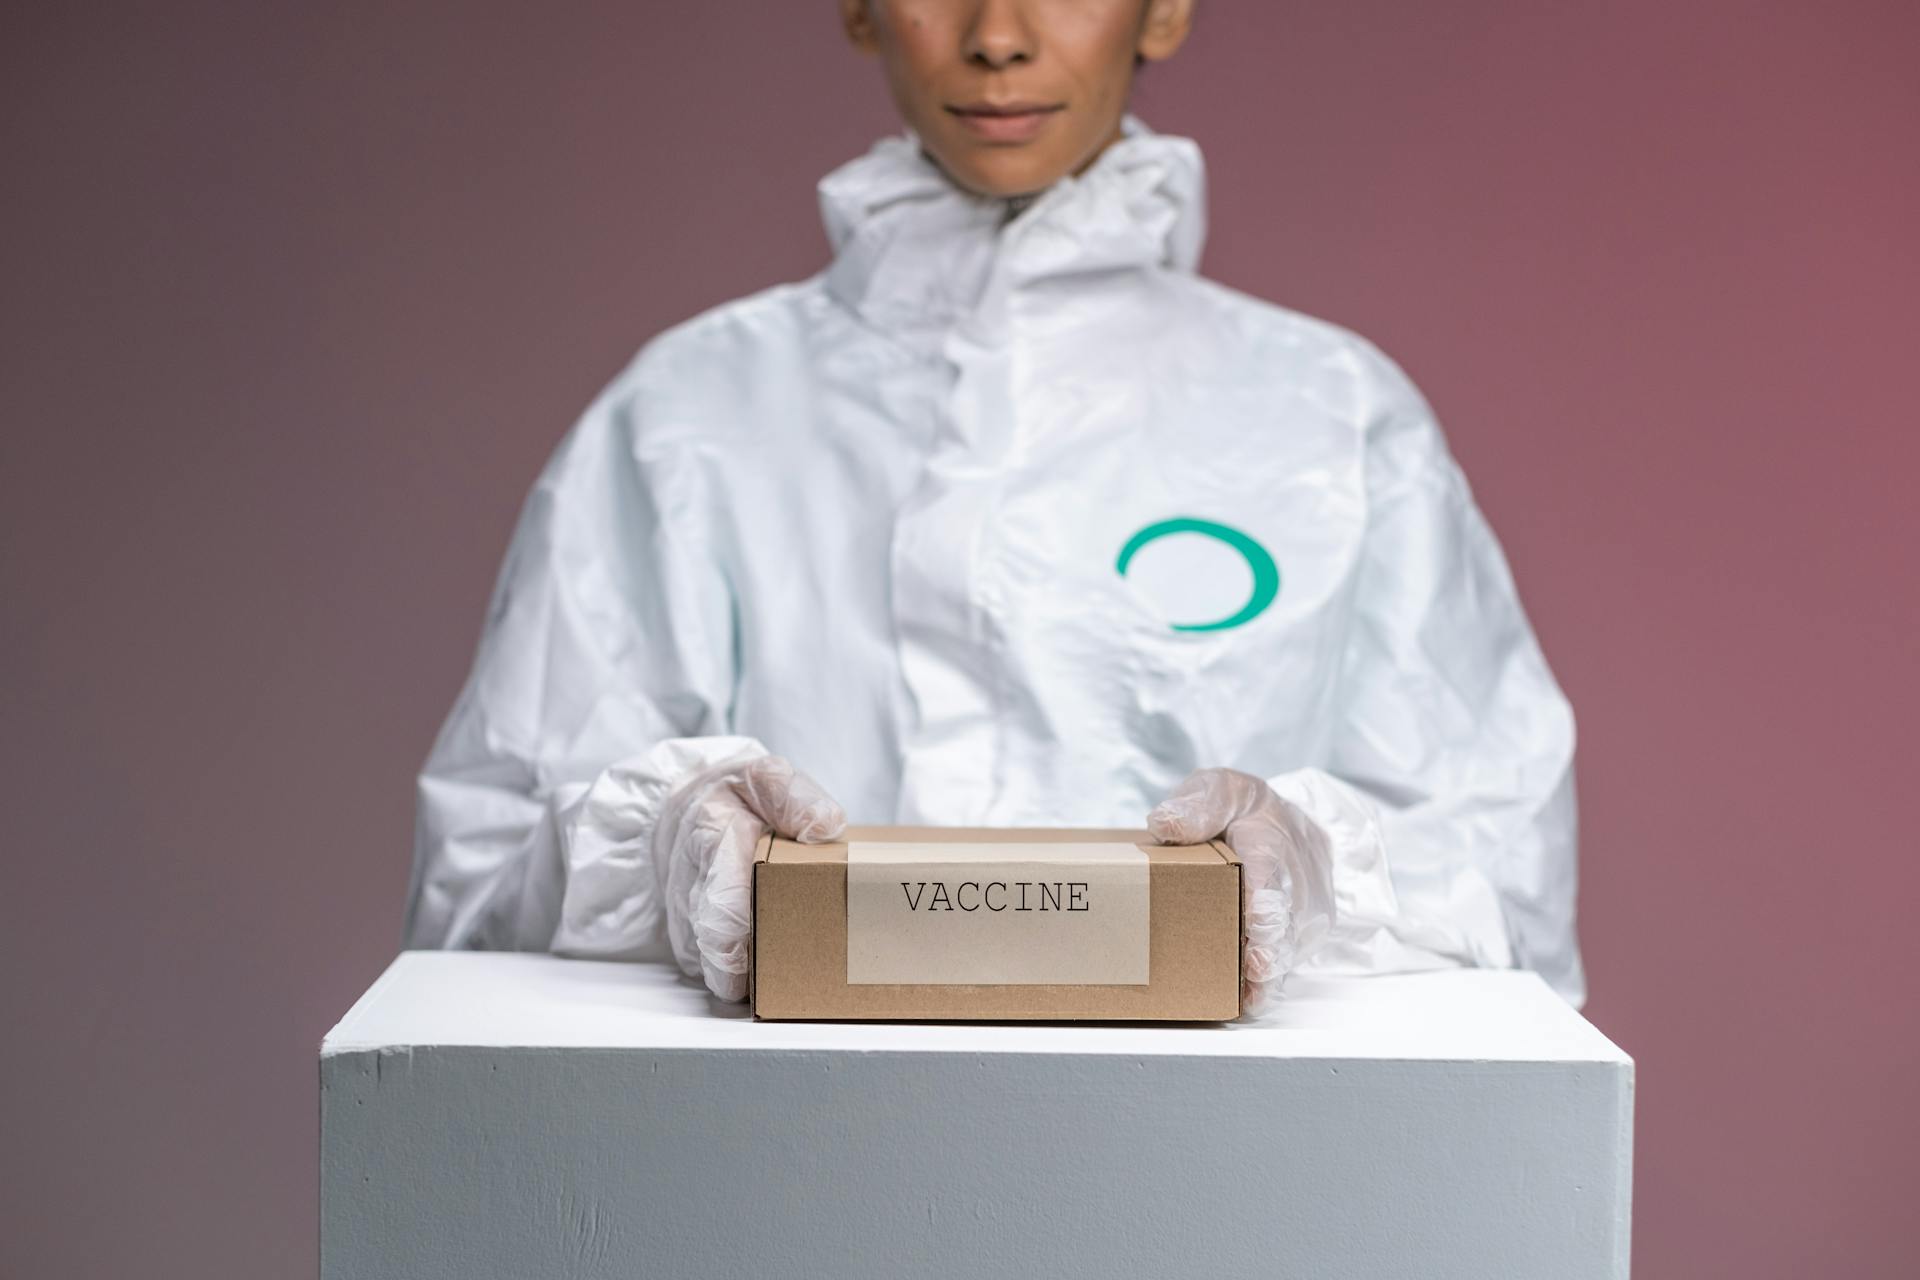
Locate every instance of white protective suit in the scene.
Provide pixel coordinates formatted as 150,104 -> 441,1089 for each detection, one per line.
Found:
405,113 -> 1584,1005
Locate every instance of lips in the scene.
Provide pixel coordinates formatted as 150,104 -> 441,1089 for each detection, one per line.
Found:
946,101 -> 1064,143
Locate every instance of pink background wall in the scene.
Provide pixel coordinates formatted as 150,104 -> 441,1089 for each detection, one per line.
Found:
3,2 -> 1915,1274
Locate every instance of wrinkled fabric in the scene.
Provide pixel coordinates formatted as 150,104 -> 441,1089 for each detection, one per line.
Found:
405,112 -> 1584,1006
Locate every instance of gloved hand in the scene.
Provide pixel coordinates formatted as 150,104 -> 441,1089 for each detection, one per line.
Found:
1147,767 -> 1338,1016
652,754 -> 847,1002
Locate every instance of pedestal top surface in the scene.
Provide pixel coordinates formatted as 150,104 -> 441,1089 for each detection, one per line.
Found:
323,952 -> 1629,1065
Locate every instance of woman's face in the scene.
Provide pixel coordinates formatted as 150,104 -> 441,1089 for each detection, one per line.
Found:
843,0 -> 1194,199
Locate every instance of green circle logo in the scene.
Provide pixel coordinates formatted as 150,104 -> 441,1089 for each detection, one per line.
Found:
1116,518 -> 1280,632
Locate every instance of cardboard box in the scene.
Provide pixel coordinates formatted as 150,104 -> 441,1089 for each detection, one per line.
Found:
751,826 -> 1242,1021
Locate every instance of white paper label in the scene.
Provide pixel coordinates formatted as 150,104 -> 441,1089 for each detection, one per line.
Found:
846,842 -> 1151,985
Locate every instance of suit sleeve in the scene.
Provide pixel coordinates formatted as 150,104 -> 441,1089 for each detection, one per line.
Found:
402,371 -> 740,953
1277,343 -> 1585,1004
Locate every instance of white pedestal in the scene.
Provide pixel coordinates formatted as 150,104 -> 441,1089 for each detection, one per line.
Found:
321,953 -> 1632,1279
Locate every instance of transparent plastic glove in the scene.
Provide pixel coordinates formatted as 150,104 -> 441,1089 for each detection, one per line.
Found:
1147,767 -> 1338,1016
653,754 -> 847,1002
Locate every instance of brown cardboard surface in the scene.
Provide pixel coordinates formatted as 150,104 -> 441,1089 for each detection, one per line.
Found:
752,825 -> 1243,1022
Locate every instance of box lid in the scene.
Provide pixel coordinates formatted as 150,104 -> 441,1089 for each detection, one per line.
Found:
758,825 -> 1238,865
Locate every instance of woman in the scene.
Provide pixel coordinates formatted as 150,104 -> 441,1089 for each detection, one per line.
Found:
404,0 -> 1583,1014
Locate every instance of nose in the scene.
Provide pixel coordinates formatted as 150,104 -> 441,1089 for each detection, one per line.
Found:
962,0 -> 1036,70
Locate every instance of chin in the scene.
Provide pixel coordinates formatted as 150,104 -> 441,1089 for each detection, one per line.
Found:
946,150 -> 1071,201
